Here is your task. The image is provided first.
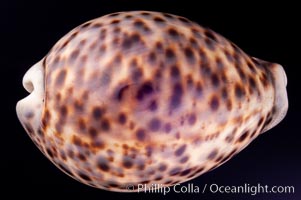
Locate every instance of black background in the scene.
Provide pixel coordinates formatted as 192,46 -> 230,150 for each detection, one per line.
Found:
2,1 -> 300,199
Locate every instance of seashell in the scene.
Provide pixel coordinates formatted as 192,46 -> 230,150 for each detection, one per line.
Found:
16,11 -> 288,192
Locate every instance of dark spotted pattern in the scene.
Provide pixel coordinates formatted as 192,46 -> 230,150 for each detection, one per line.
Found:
16,11 -> 287,193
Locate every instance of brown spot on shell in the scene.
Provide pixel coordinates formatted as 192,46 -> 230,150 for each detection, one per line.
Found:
175,144 -> 186,157
179,156 -> 189,163
204,29 -> 217,42
158,163 -> 167,172
210,96 -> 219,111
211,73 -> 220,88
111,19 -> 120,25
99,29 -> 107,41
238,131 -> 249,142
131,67 -> 143,82
169,83 -> 183,110
204,37 -> 215,51
108,13 -> 120,17
207,149 -> 219,160
165,48 -> 176,63
153,40 -> 163,50
153,16 -> 166,25
122,156 -> 134,168
55,70 -> 67,87
74,100 -> 84,112
154,176 -> 163,181
226,100 -> 232,111
140,12 -> 151,16
148,51 -> 157,65
148,118 -> 161,132
167,28 -> 180,40
136,129 -> 146,141
148,100 -> 157,111
78,153 -> 86,161
169,167 -> 181,176
189,37 -> 198,48
57,163 -> 73,176
92,107 -> 103,120
137,161 -> 145,171
260,73 -> 269,87
186,75 -> 193,88
97,156 -> 110,172
247,61 -> 257,73
125,14 -> 133,19
70,50 -> 80,62
221,87 -> 228,100
235,84 -> 245,99
59,105 -> 68,118
101,119 -> 110,131
80,21 -> 92,29
46,148 -> 54,158
88,127 -> 97,138
188,167 -> 205,178
25,112 -> 34,119
188,113 -> 197,125
248,76 -> 256,93
42,109 -> 51,127
164,123 -> 172,133
91,140 -> 105,149
118,113 -> 127,124
196,82 -> 203,98
184,47 -> 196,64
78,172 -> 91,181
177,16 -> 191,24
264,113 -> 273,129
136,82 -> 154,101
170,65 -> 180,79
200,62 -> 212,76
163,13 -> 175,19
179,168 -> 191,176
122,33 -> 144,50
133,20 -> 151,33
72,136 -> 83,147
225,129 -> 236,143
